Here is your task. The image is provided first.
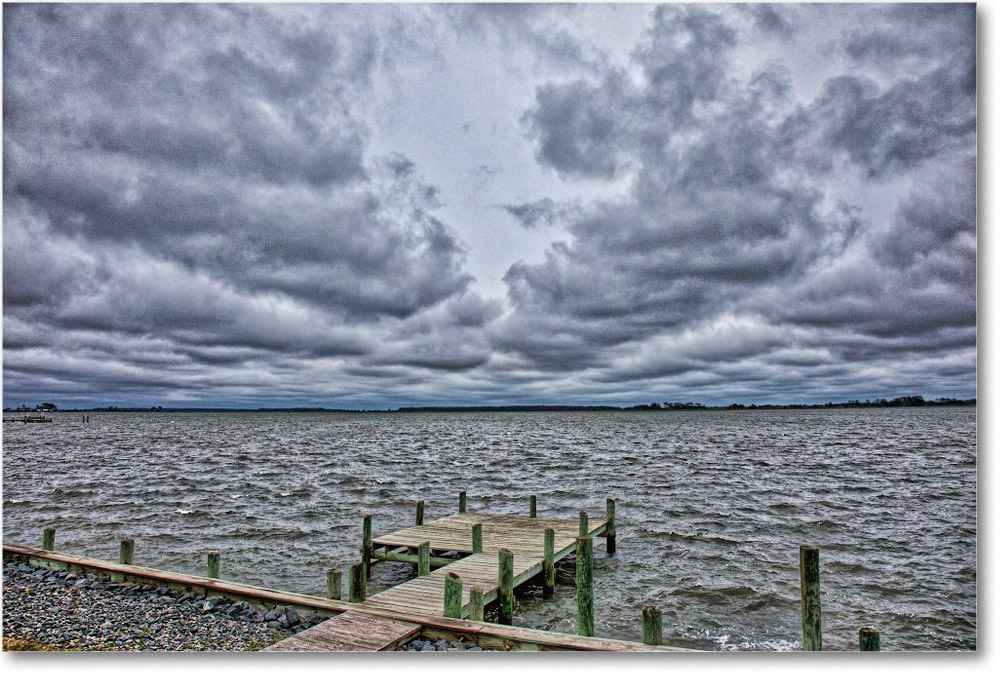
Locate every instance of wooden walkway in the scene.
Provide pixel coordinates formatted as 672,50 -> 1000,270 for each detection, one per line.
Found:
362,512 -> 606,617
263,509 -> 610,650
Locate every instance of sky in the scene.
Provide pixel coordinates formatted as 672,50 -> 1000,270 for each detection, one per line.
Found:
1,2 -> 978,409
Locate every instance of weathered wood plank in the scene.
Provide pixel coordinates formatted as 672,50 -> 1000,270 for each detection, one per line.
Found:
264,611 -> 420,651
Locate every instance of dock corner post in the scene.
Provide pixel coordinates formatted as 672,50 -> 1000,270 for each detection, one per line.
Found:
119,537 -> 135,565
642,605 -> 662,645
469,586 -> 485,622
543,527 -> 556,599
207,550 -> 220,579
859,626 -> 881,651
605,497 -> 617,555
361,514 -> 373,580
579,511 -> 589,537
576,536 -> 595,637
459,491 -> 467,514
799,546 -> 822,651
418,541 -> 431,576
349,562 -> 366,602
472,523 -> 483,554
498,548 -> 514,625
530,495 -> 537,518
42,527 -> 56,552
326,567 -> 342,600
444,572 -> 463,619
416,500 -> 425,526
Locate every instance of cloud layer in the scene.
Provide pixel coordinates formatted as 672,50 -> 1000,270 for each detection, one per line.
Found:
3,3 -> 976,407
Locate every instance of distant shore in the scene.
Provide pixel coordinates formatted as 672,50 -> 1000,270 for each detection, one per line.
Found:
4,395 -> 976,414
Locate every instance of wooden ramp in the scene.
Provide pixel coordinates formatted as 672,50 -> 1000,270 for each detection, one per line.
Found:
263,611 -> 420,652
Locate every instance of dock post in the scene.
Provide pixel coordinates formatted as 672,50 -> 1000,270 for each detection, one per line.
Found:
326,568 -> 342,600
444,572 -> 463,619
469,586 -> 485,621
576,536 -> 595,637
642,605 -> 662,645
207,551 -> 220,579
799,546 -> 822,651
415,500 -> 425,526
543,527 -> 556,598
605,498 -> 617,554
579,511 -> 589,537
349,563 -> 365,602
361,515 -> 372,580
472,523 -> 483,553
859,626 -> 881,651
119,538 -> 135,565
459,491 -> 467,513
530,495 -> 537,518
42,527 -> 55,552
498,548 -> 514,625
418,541 -> 431,576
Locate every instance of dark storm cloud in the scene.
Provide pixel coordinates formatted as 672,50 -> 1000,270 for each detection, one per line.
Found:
3,3 -> 487,405
2,4 -> 977,407
495,3 -> 976,398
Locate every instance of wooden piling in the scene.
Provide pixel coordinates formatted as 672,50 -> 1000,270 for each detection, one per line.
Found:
207,551 -> 220,579
799,546 -> 822,651
579,511 -> 589,537
530,495 -> 537,518
459,491 -> 467,513
605,498 -> 617,554
349,563 -> 365,602
469,586 -> 485,622
119,538 -> 134,565
576,536 -> 595,637
498,548 -> 514,625
326,568 -> 342,600
543,527 -> 556,599
444,572 -> 463,619
859,626 -> 881,651
415,500 -> 425,526
472,523 -> 483,554
642,605 -> 662,645
42,528 -> 55,552
361,515 -> 372,580
418,541 -> 431,577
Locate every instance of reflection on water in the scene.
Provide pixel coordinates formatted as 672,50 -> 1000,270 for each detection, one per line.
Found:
2,408 -> 976,650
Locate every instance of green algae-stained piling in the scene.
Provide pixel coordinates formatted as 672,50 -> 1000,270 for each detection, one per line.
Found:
42,528 -> 55,552
418,541 -> 431,577
469,586 -> 485,622
459,491 -> 467,514
362,515 -> 373,580
472,522 -> 483,553
576,536 -> 595,637
118,538 -> 134,565
327,567 -> 342,600
530,495 -> 537,518
443,572 -> 463,619
498,547 -> 515,625
605,498 -> 616,555
207,551 -> 220,579
643,605 -> 662,645
543,527 -> 556,598
800,546 -> 822,651
349,563 -> 366,602
859,626 -> 880,651
579,511 -> 589,537
416,501 -> 425,526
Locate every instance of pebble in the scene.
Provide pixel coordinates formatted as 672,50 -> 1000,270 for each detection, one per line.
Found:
2,561 -> 318,651
400,637 -> 491,652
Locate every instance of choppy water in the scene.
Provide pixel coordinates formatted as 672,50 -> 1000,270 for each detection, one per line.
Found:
2,408 -> 976,650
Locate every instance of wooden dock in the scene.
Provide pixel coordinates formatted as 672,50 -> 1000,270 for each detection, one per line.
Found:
266,508 -> 610,650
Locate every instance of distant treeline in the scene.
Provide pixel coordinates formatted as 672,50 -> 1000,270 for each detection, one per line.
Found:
7,395 -> 975,414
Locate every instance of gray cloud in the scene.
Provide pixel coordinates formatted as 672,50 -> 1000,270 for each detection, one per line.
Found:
2,3 -> 976,407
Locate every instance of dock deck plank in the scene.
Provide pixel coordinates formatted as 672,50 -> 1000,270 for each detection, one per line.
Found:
263,610 -> 420,652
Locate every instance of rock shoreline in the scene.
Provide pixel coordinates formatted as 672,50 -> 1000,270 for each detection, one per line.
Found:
2,561 -> 323,651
